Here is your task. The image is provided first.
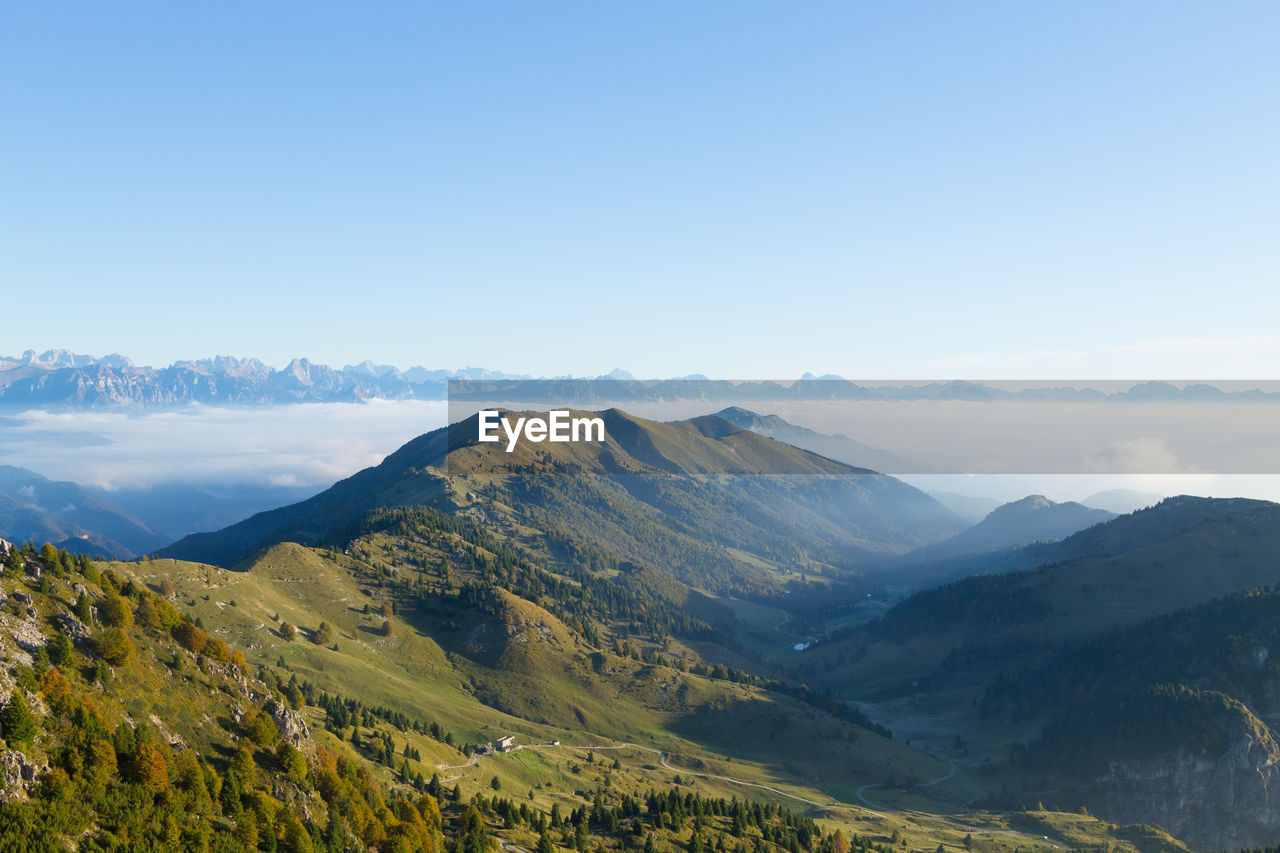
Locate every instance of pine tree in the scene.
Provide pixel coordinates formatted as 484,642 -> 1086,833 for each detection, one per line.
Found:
1,690 -> 37,749
235,809 -> 260,849
221,769 -> 244,817
73,592 -> 93,624
49,631 -> 73,667
461,805 -> 493,853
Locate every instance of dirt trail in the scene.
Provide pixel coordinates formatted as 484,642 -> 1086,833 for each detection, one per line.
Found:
435,754 -> 479,771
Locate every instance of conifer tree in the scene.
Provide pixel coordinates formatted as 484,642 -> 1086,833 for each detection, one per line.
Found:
1,690 -> 36,749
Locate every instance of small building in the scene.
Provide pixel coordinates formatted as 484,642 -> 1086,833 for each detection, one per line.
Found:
549,739 -> 561,747
495,735 -> 517,752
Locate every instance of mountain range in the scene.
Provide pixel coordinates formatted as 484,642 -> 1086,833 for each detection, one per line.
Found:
0,351 -> 453,408
5,350 -> 1279,409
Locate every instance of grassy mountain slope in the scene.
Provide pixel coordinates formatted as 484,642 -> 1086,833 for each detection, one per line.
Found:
0,521 -> 1199,851
9,542 -> 930,853
79,539 -> 1176,853
161,410 -> 965,594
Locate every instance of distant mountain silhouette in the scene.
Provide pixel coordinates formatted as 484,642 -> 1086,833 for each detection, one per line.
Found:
6,352 -> 1275,410
0,465 -> 170,558
713,406 -> 948,474
1080,488 -> 1165,514
911,495 -> 1116,561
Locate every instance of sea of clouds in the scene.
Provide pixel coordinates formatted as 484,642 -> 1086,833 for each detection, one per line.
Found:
0,400 -> 448,491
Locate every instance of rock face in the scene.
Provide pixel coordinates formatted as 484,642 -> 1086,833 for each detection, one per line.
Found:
0,751 -> 26,801
1,604 -> 46,653
0,751 -> 44,802
264,699 -> 312,754
1097,731 -> 1280,849
53,610 -> 90,643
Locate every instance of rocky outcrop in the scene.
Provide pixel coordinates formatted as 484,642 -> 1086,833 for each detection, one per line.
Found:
264,699 -> 314,757
1096,729 -> 1280,849
0,603 -> 46,654
53,610 -> 90,644
0,751 -> 45,802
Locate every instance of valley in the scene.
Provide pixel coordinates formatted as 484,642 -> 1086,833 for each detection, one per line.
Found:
1,408 -> 1277,850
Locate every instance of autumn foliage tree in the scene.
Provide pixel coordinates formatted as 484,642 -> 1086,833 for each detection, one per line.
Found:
173,620 -> 208,654
312,621 -> 334,645
85,737 -> 118,784
130,742 -> 170,793
39,667 -> 73,715
244,708 -> 278,747
98,589 -> 133,628
95,627 -> 136,665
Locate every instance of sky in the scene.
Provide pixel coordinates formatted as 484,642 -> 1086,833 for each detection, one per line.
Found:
3,2 -> 1278,378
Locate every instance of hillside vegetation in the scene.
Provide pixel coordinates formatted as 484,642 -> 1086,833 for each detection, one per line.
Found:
10,414 -> 1279,850
159,411 -> 965,591
0,539 -> 1170,853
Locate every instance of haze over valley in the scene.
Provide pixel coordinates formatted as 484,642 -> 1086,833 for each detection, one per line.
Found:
4,3 -> 1278,849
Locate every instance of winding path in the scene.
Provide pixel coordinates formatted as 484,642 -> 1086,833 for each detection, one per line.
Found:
856,759 -> 954,811
919,759 -> 957,787
436,754 -> 479,771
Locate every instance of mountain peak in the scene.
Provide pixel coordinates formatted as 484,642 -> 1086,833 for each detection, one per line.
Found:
1002,494 -> 1056,510
161,408 -> 965,570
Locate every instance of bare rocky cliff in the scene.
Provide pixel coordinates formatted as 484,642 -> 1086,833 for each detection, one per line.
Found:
1096,727 -> 1280,848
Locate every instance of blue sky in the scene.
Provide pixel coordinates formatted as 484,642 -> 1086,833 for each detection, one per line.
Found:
3,2 -> 1277,378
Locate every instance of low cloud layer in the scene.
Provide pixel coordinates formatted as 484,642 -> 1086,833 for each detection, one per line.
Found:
2,397 -> 1278,507
0,401 -> 447,491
